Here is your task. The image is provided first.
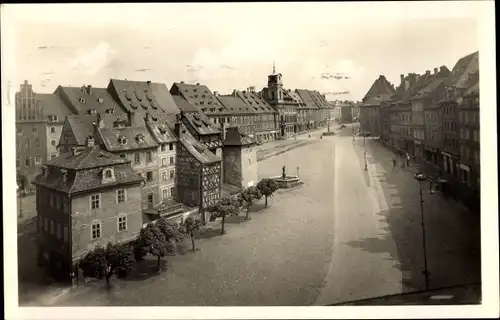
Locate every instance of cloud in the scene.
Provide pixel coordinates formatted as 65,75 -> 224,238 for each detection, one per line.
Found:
69,42 -> 116,75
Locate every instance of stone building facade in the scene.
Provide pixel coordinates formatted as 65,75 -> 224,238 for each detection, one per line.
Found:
33,145 -> 143,281
360,75 -> 395,137
222,127 -> 258,189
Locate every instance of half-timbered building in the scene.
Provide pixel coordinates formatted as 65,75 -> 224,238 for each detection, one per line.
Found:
174,113 -> 222,224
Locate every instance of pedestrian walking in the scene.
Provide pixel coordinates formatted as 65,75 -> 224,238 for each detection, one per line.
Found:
392,158 -> 397,169
406,153 -> 410,167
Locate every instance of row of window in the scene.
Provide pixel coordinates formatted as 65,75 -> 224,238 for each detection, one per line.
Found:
16,126 -> 57,134
425,112 -> 439,122
161,156 -> 175,167
38,216 -> 69,243
459,110 -> 480,125
460,128 -> 479,142
160,169 -> 175,182
90,215 -> 128,240
444,121 -> 457,131
160,143 -> 175,152
443,104 -> 456,116
90,188 -> 129,209
17,156 -> 42,168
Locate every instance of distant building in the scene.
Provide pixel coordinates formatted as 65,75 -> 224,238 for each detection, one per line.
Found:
360,75 -> 395,137
438,51 -> 479,203
457,76 -> 480,210
217,92 -> 258,136
261,64 -> 299,138
32,145 -> 144,281
235,87 -> 279,141
15,81 -> 73,186
170,81 -> 230,126
340,104 -> 353,123
408,66 -> 450,167
387,73 -> 422,154
295,89 -> 329,128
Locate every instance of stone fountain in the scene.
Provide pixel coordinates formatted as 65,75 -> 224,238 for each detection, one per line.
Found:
271,165 -> 303,189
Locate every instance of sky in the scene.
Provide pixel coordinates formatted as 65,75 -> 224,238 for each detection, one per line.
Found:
3,2 -> 482,101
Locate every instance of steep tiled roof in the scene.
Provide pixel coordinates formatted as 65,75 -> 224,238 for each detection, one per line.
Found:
362,75 -> 396,105
178,123 -> 220,165
172,95 -> 198,114
295,89 -> 321,110
218,94 -> 256,115
286,90 -> 306,108
171,82 -> 224,112
235,90 -> 276,113
148,82 -> 181,115
66,114 -> 98,146
98,124 -> 158,152
55,85 -> 123,115
183,112 -> 219,135
45,146 -> 130,170
145,114 -> 177,144
447,51 -> 479,89
224,127 -> 256,146
34,146 -> 143,194
309,90 -> 330,108
107,79 -> 168,114
37,93 -> 74,121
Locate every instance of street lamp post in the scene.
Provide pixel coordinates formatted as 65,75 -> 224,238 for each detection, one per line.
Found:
415,173 -> 430,290
364,129 -> 368,171
352,123 -> 355,141
18,187 -> 23,218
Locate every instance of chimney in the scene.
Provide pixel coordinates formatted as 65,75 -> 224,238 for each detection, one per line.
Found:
42,165 -> 49,178
87,85 -> 92,95
425,70 -> 431,75
147,81 -> 151,86
213,91 -> 218,96
434,68 -> 438,74
220,121 -> 226,141
97,113 -> 104,129
196,82 -> 200,86
400,74 -> 404,83
86,136 -> 95,147
61,168 -> 68,185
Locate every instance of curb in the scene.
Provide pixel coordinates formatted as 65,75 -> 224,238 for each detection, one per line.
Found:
257,141 -> 315,162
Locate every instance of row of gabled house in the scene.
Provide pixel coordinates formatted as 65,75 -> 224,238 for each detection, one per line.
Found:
16,69 -> 336,283
16,67 -> 337,186
360,51 -> 480,211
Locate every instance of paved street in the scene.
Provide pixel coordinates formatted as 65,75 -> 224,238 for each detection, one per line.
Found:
20,124 -> 480,306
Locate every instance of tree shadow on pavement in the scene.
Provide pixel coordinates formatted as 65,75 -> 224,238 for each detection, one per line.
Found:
124,259 -> 168,282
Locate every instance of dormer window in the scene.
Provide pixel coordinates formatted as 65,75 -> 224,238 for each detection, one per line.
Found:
102,167 -> 116,184
118,136 -> 127,145
79,97 -> 86,103
104,169 -> 113,178
87,109 -> 97,115
61,168 -> 68,184
124,91 -> 132,101
136,134 -> 145,143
